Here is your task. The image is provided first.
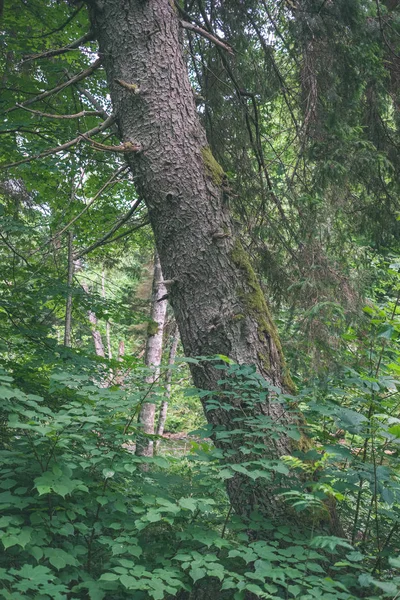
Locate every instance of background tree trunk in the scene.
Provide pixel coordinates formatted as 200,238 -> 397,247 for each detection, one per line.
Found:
136,251 -> 168,457
63,230 -> 74,347
156,324 -> 179,439
81,282 -> 106,358
101,268 -> 113,359
89,0 -> 300,518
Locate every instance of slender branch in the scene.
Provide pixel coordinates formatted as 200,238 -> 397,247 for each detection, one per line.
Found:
66,73 -> 113,121
179,20 -> 234,54
4,58 -> 102,115
63,69 -> 120,137
30,165 -> 128,256
16,105 -> 104,120
22,31 -> 94,62
30,3 -> 84,39
75,198 -> 144,259
0,231 -> 31,267
50,166 -> 127,237
1,114 -> 115,169
84,218 -> 150,252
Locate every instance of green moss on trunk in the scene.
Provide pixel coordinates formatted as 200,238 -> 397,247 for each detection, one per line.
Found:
201,146 -> 225,186
230,240 -> 295,393
147,319 -> 159,336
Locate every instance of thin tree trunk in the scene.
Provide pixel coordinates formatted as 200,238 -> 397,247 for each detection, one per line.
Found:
63,230 -> 74,347
82,282 -> 106,358
136,252 -> 168,457
118,340 -> 125,361
156,324 -> 179,439
102,268 -> 113,359
88,310 -> 105,358
89,0 -> 301,519
114,340 -> 125,386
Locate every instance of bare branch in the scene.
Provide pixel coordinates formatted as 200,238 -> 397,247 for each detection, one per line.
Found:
22,31 -> 94,62
79,135 -> 141,153
4,58 -> 102,115
0,232 -> 31,267
76,218 -> 150,257
63,69 -> 120,136
1,114 -> 115,169
75,198 -> 144,259
16,105 -> 104,120
29,165 -> 128,257
179,20 -> 234,54
30,3 -> 84,39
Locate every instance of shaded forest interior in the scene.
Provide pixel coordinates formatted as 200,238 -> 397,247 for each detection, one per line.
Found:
0,0 -> 400,598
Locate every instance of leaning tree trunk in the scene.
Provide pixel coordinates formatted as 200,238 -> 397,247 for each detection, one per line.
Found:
136,251 -> 168,457
88,0 -> 300,519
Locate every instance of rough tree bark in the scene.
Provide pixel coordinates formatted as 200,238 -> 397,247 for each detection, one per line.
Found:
136,252 -> 168,457
88,0 -> 300,518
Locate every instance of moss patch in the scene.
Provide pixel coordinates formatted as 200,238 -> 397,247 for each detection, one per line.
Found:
147,319 -> 159,336
230,240 -> 295,393
201,146 -> 225,187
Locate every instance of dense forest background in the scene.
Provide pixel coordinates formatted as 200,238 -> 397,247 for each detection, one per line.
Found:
1,0 -> 400,598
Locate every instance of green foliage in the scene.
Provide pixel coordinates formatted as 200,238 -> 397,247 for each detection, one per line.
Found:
1,1 -> 400,598
1,349 -> 400,599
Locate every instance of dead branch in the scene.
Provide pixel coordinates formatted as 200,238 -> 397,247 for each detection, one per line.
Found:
22,31 -> 94,62
179,20 -> 234,54
89,218 -> 150,251
29,165 -> 128,258
16,105 -> 104,120
79,135 -> 141,153
1,114 -> 115,169
4,58 -> 102,115
75,198 -> 144,259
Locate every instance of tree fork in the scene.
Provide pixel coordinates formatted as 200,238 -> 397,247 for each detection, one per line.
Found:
87,0 -> 302,519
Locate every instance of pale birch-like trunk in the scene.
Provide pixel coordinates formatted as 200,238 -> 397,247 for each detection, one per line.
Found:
82,282 -> 106,358
88,310 -> 105,358
136,252 -> 168,457
101,268 -> 113,359
156,324 -> 179,438
114,340 -> 125,386
63,231 -> 74,347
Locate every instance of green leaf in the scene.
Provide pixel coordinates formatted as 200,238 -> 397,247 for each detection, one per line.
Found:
189,567 -> 206,583
99,573 -> 119,581
120,574 -> 137,588
371,579 -> 398,594
389,556 -> 400,568
388,424 -> 400,439
102,469 -> 115,479
178,498 -> 197,511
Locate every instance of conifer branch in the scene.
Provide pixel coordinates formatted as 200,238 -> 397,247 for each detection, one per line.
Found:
78,136 -> 141,153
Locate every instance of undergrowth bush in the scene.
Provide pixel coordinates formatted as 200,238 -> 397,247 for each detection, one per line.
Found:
0,337 -> 400,599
